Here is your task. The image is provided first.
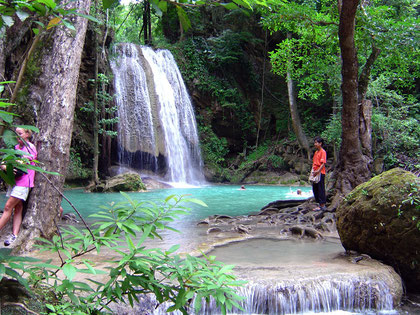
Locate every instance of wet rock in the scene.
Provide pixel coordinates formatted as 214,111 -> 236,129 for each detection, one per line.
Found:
61,213 -> 79,223
201,198 -> 334,245
336,168 -> 420,292
207,227 -> 223,234
87,172 -> 146,192
257,207 -> 279,215
261,199 -> 307,211
215,215 -> 233,220
233,224 -> 252,234
141,177 -> 172,189
351,256 -> 364,263
289,225 -> 323,239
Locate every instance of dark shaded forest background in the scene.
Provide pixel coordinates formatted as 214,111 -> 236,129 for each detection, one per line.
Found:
3,0 -> 420,187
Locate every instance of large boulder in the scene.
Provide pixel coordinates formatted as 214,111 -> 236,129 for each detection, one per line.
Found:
89,173 -> 146,192
336,168 -> 420,292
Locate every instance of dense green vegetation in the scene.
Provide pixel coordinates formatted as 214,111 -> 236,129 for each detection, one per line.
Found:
0,0 -> 419,312
1,194 -> 243,314
135,0 -> 417,177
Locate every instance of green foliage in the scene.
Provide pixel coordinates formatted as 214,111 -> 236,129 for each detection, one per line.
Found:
397,182 -> 420,230
107,0 -> 254,42
238,143 -> 268,170
173,36 -> 256,137
0,0 -> 100,36
268,154 -> 285,169
67,148 -> 91,180
0,248 -> 39,290
199,125 -> 229,168
263,0 -> 341,102
206,30 -> 255,69
111,4 -> 162,45
357,0 -> 420,92
238,142 -> 279,173
7,193 -> 244,314
83,73 -> 119,138
321,113 -> 342,148
368,75 -> 420,171
262,0 -> 419,167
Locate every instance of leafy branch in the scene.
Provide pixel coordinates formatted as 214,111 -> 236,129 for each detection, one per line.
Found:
6,193 -> 245,314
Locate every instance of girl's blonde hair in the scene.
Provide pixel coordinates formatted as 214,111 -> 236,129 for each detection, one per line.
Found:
16,127 -> 33,138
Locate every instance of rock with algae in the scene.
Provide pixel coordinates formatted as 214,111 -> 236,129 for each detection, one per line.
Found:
336,168 -> 420,292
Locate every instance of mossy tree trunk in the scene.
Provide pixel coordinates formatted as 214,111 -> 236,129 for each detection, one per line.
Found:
14,0 -> 92,253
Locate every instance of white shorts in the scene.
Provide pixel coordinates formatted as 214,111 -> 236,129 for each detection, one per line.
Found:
6,186 -> 30,201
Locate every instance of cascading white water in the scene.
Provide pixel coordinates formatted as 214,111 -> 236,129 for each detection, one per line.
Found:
113,275 -> 395,315
141,46 -> 204,185
111,44 -> 158,172
130,276 -> 395,315
110,43 -> 205,185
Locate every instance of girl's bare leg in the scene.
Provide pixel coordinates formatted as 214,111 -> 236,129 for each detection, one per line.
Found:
0,197 -> 21,231
12,201 -> 23,235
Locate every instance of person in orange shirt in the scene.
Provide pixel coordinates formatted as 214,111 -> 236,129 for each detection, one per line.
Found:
311,136 -> 326,211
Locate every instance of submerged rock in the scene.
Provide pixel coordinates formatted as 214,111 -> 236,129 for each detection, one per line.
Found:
336,168 -> 420,292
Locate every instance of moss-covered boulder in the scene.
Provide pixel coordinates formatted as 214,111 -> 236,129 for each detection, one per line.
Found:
89,173 -> 146,192
336,168 -> 420,292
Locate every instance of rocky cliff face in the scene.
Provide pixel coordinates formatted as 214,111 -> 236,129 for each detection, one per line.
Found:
336,168 -> 420,292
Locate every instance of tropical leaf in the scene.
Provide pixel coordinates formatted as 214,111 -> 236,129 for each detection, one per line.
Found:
1,15 -> 14,27
37,0 -> 57,9
102,0 -> 117,9
16,9 -> 30,21
47,16 -> 62,29
176,6 -> 191,32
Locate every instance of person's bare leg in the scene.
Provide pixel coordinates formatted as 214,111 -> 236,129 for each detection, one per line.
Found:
0,197 -> 21,231
12,200 -> 23,236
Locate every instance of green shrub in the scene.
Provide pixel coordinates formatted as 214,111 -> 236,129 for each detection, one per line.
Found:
268,155 -> 285,169
67,149 -> 91,179
199,125 -> 229,168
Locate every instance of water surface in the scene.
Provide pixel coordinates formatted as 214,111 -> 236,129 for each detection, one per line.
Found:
58,184 -> 312,225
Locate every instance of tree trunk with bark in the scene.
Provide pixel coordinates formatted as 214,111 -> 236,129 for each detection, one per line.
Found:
331,0 -> 371,209
14,0 -> 92,253
286,33 -> 310,160
358,45 -> 380,160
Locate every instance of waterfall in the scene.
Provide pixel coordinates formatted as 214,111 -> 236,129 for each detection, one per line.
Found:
119,276 -> 395,314
110,43 -> 205,185
221,277 -> 395,314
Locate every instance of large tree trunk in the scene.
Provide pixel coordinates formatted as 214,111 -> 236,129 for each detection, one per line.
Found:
358,45 -> 380,160
286,33 -> 310,160
14,0 -> 92,253
331,0 -> 371,209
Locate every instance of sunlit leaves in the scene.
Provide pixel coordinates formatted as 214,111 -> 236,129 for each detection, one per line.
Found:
176,4 -> 191,31
103,0 -> 116,9
0,0 -> 99,34
0,248 -> 40,290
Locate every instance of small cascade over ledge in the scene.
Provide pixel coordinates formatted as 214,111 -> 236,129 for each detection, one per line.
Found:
111,275 -> 398,315
110,43 -> 205,186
